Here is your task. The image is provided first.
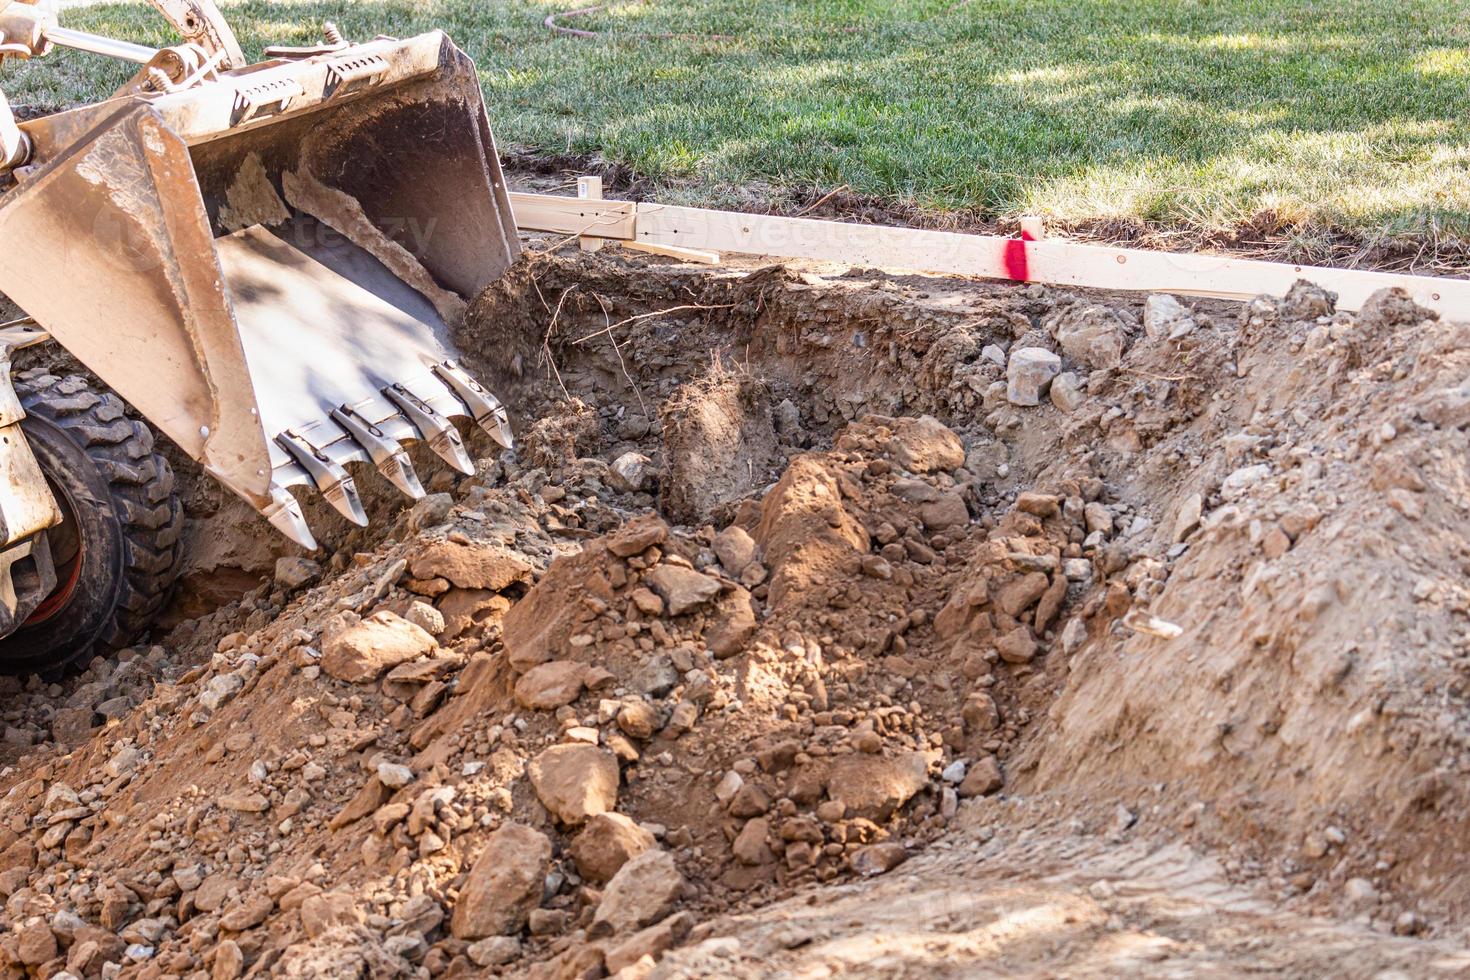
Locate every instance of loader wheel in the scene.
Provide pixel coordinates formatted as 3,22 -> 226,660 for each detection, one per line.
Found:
0,374 -> 183,675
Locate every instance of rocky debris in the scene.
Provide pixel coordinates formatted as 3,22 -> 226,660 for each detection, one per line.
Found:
514,660 -> 587,710
605,912 -> 695,974
1143,293 -> 1196,340
0,259 -> 1457,980
886,415 -> 964,473
1049,371 -> 1085,412
1048,302 -> 1132,368
1007,347 -> 1061,405
959,756 -> 1003,797
1278,278 -> 1336,320
592,848 -> 685,936
713,525 -> 758,576
301,891 -> 363,939
321,611 -> 436,683
659,364 -> 779,524
407,538 -> 533,591
646,564 -> 722,616
451,823 -> 552,939
468,936 -> 523,967
610,451 -> 653,492
570,812 -> 657,883
826,752 -> 930,821
850,841 -> 908,876
275,556 -> 322,591
529,744 -> 621,825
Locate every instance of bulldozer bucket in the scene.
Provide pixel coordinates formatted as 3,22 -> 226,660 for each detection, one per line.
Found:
0,31 -> 520,547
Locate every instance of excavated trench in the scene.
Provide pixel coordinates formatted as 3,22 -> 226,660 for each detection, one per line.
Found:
0,244 -> 1466,976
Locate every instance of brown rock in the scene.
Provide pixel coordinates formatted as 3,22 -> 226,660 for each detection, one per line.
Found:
608,516 -> 669,558
850,841 -> 908,876
1033,574 -> 1069,632
604,912 -> 695,975
437,589 -> 511,643
1015,492 -> 1059,517
629,588 -> 664,617
219,893 -> 273,931
712,526 -> 758,576
219,791 -> 269,813
569,813 -> 656,883
17,919 -> 55,966
591,849 -> 684,936
646,565 -> 722,616
329,777 -> 391,830
408,539 -> 533,591
919,493 -> 969,531
503,547 -> 616,671
826,752 -> 929,821
959,756 -> 1003,797
529,744 -> 620,825
732,817 -> 773,866
451,823 -> 552,939
321,611 -> 437,683
194,873 -> 238,913
300,891 -> 363,939
212,939 -> 244,980
961,692 -> 1000,732
616,700 -> 661,740
997,573 -> 1049,617
727,783 -> 771,819
996,626 -> 1037,664
51,707 -> 95,747
706,586 -> 758,659
513,661 -> 587,711
887,415 -> 964,473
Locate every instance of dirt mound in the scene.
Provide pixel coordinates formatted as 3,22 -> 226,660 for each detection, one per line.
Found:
0,248 -> 1463,977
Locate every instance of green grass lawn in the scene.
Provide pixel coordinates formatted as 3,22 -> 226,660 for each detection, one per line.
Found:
9,0 -> 1470,252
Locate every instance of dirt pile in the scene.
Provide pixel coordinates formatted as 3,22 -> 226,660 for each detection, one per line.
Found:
0,247 -> 1464,977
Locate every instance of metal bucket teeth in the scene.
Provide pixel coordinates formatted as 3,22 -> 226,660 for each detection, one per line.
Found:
433,360 -> 514,449
383,383 -> 475,476
275,429 -> 370,527
329,405 -> 426,501
263,484 -> 318,551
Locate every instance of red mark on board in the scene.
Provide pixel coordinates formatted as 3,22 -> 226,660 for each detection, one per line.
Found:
1002,229 -> 1034,282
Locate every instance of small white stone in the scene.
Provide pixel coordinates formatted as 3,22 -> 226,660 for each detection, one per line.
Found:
377,762 -> 414,788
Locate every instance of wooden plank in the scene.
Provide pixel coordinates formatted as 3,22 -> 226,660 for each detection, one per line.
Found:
633,202 -> 1470,318
623,239 -> 721,264
509,191 -> 636,240
576,177 -> 607,253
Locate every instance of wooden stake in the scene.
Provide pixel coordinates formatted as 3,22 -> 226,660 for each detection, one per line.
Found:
577,176 -> 605,252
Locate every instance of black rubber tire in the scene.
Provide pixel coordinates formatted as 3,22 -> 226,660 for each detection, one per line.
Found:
0,373 -> 183,675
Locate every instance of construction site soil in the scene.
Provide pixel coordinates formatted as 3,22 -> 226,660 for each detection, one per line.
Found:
1,239 -> 1470,978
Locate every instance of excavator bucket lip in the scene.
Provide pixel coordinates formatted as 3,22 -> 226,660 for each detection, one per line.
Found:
1,29 -> 522,548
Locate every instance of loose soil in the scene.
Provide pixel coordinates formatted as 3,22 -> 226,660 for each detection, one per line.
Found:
0,238 -> 1465,978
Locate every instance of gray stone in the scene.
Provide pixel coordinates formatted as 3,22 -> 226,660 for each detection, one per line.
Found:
608,452 -> 652,493
1006,348 -> 1061,406
1049,372 -> 1085,413
1144,293 -> 1195,340
274,557 -> 321,591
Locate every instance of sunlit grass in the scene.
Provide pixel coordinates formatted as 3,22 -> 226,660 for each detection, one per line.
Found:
6,0 -> 1470,242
